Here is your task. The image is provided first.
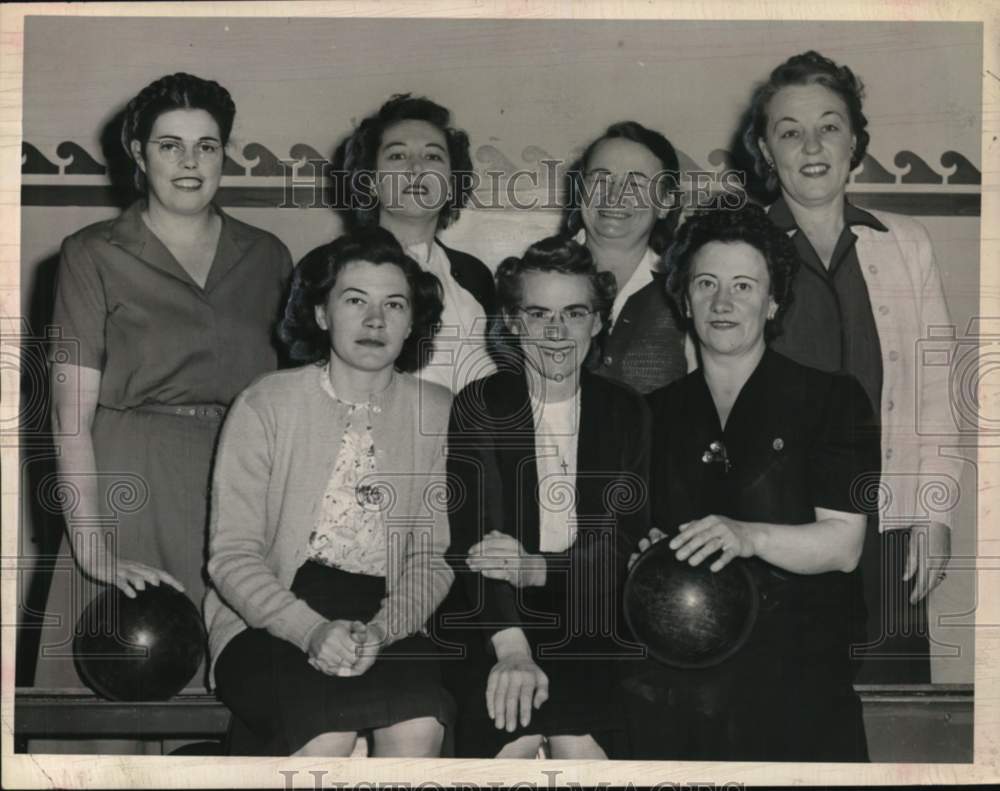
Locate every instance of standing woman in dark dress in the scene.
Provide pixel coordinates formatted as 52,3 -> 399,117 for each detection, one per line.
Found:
742,51 -> 960,682
340,94 -> 496,394
562,121 -> 691,394
37,73 -> 292,695
446,236 -> 650,758
626,205 -> 879,761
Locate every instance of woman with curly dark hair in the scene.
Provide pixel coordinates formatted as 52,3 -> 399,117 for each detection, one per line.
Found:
338,93 -> 496,393
36,73 -> 292,696
561,121 -> 690,393
623,204 -> 880,761
205,227 -> 455,757
443,235 -> 651,759
743,51 -> 959,685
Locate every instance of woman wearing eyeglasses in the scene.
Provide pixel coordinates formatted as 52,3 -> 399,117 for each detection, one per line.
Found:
35,73 -> 293,695
562,122 -> 691,394
444,236 -> 650,758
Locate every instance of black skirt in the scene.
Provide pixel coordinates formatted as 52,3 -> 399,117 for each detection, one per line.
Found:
620,573 -> 868,762
450,655 -> 627,758
215,561 -> 454,755
853,526 -> 931,683
441,578 -> 630,759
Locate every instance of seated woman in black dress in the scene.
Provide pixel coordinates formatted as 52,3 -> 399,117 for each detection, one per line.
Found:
625,204 -> 880,761
205,228 -> 454,757
445,236 -> 650,759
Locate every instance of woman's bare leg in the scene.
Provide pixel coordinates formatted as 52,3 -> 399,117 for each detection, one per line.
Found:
372,716 -> 444,757
293,731 -> 358,757
548,734 -> 607,759
495,734 -> 544,758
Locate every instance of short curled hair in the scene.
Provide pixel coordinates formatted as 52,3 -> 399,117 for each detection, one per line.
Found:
663,203 -> 799,342
494,236 -> 617,364
279,226 -> 444,372
742,51 -> 870,197
339,94 -> 475,232
121,72 -> 236,193
562,121 -> 682,255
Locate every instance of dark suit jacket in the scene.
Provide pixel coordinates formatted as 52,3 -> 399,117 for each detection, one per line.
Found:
438,241 -> 496,317
443,365 -> 651,650
588,276 -> 687,395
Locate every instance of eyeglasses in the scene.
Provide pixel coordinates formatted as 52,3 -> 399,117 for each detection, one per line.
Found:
149,138 -> 223,164
518,306 -> 595,326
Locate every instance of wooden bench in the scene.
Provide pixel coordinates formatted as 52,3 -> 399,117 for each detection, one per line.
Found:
14,684 -> 973,761
14,688 -> 231,753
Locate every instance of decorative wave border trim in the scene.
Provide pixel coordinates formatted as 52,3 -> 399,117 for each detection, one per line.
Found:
21,142 -> 982,217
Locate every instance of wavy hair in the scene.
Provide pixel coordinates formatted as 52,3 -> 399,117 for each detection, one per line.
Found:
279,227 -> 444,372
338,94 -> 475,232
663,203 -> 799,341
742,50 -> 870,197
562,121 -> 682,255
121,72 -> 235,193
493,235 -> 616,366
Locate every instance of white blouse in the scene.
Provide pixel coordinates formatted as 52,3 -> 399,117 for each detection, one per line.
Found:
531,391 -> 581,553
407,240 -> 496,393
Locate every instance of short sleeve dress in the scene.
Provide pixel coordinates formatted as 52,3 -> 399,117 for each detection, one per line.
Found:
33,200 -> 292,691
623,348 -> 881,762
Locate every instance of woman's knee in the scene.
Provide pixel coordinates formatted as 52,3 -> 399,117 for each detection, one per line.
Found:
495,734 -> 544,759
548,734 -> 607,759
293,731 -> 358,757
372,716 -> 444,757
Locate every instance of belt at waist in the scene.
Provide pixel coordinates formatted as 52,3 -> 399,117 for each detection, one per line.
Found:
129,403 -> 227,420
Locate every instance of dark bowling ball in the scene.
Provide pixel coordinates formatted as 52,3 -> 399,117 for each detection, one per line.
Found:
73,584 -> 205,701
624,537 -> 758,669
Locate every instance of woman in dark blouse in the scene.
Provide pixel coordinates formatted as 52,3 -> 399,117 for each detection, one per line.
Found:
36,73 -> 292,693
625,204 -> 879,761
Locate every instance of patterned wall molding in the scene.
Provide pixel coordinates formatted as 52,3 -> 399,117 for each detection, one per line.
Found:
21,141 -> 982,217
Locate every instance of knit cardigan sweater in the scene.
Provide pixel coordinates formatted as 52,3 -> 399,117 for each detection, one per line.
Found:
204,364 -> 454,685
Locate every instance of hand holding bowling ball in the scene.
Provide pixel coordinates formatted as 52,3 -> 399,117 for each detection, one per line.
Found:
624,534 -> 758,669
75,548 -> 185,600
670,514 -> 755,572
73,584 -> 206,701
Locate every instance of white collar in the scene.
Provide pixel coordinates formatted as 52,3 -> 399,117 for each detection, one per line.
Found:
575,229 -> 658,325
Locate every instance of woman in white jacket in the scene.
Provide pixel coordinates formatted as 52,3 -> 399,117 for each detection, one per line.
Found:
742,50 -> 961,682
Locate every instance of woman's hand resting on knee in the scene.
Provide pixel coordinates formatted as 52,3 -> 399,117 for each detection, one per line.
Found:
487,628 -> 549,732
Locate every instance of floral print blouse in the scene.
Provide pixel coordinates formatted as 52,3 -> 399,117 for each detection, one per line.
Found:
306,366 -> 388,577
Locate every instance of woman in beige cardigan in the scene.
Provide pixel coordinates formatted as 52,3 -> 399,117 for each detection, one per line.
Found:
743,50 -> 961,682
204,227 -> 454,757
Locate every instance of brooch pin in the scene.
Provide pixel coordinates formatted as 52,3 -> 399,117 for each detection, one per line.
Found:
701,440 -> 732,472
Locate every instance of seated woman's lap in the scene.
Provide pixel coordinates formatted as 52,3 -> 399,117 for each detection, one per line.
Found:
451,656 -> 627,758
214,562 -> 454,755
622,601 -> 865,761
